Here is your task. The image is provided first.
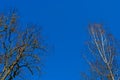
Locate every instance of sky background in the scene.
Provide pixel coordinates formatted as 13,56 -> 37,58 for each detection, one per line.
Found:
0,0 -> 120,80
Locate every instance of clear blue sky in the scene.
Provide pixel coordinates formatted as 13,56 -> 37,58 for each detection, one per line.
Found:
0,0 -> 120,80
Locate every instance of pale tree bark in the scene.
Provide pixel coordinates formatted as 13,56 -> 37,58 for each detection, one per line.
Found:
82,24 -> 120,80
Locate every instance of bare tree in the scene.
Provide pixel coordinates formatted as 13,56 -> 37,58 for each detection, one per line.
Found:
0,12 -> 45,80
82,24 -> 120,80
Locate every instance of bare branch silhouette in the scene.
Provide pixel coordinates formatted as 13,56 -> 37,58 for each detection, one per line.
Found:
0,11 -> 45,80
82,24 -> 120,80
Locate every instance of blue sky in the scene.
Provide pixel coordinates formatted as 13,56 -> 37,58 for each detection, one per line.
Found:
0,0 -> 120,80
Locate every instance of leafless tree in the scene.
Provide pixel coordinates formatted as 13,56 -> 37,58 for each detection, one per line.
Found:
0,12 -> 46,80
82,24 -> 120,80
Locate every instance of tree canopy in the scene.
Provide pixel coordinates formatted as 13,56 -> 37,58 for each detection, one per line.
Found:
0,11 -> 45,80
